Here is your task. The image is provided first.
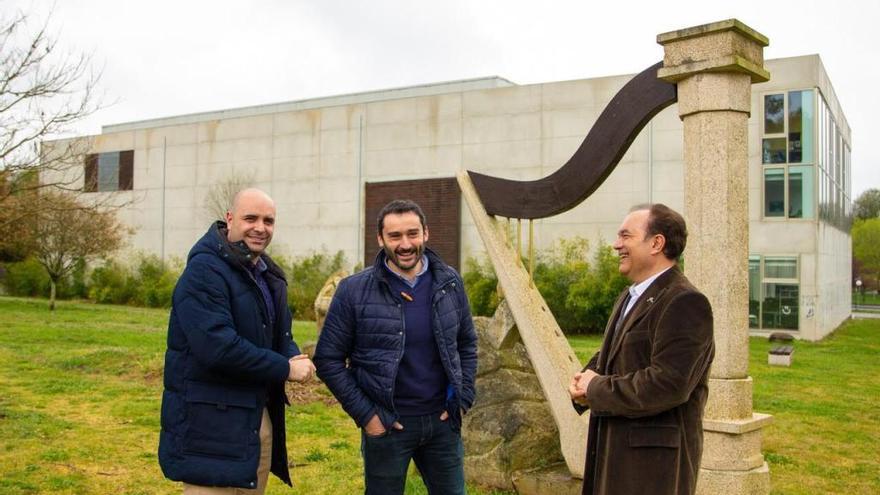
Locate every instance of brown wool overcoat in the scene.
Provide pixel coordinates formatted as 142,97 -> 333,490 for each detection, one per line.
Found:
575,267 -> 714,495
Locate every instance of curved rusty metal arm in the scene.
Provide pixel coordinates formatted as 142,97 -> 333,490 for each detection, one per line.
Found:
467,61 -> 677,219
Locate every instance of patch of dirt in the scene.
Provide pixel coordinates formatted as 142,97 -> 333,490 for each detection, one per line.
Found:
285,379 -> 338,406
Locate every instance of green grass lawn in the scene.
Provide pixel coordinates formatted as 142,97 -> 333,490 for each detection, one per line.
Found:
1,297 -> 878,494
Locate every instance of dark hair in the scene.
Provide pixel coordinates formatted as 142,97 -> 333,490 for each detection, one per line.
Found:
630,203 -> 688,261
376,199 -> 427,234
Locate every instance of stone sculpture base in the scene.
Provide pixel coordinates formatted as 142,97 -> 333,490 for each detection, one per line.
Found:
512,464 -> 582,495
463,301 -> 570,491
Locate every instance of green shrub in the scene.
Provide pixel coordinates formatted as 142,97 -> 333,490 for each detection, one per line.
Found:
462,238 -> 629,334
565,243 -> 630,332
1,256 -> 89,300
535,238 -> 628,334
87,254 -> 181,307
463,257 -> 500,317
88,260 -> 136,304
63,258 -> 89,299
532,238 -> 593,332
275,251 -> 347,320
131,255 -> 182,308
2,257 -> 50,297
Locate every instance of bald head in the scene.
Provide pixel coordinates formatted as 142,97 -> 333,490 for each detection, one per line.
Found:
225,188 -> 276,259
230,188 -> 275,214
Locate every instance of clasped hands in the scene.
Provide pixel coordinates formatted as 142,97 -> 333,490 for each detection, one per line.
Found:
288,354 -> 316,382
568,369 -> 599,406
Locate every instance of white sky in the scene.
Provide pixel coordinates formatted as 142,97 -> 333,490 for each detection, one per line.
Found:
8,0 -> 879,197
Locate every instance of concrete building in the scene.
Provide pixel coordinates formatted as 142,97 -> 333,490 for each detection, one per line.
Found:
53,54 -> 851,340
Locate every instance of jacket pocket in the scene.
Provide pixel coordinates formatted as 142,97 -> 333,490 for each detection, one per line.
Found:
182,381 -> 257,460
628,425 -> 680,448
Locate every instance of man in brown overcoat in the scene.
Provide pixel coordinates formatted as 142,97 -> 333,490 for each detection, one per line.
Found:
569,203 -> 714,495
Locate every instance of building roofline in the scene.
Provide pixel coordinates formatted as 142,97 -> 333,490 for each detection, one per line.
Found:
102,76 -> 516,133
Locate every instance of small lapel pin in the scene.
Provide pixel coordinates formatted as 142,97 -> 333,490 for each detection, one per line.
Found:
647,297 -> 655,304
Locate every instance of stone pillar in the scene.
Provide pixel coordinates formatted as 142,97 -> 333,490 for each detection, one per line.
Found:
657,19 -> 772,494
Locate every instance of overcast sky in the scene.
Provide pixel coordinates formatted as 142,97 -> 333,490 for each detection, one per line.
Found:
8,0 -> 879,196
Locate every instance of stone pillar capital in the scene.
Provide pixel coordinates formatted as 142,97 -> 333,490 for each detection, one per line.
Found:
657,19 -> 770,84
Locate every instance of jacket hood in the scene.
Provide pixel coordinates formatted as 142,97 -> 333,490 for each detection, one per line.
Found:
188,221 -> 287,282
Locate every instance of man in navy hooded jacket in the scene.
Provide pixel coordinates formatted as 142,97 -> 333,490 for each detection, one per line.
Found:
159,188 -> 315,494
314,199 -> 477,495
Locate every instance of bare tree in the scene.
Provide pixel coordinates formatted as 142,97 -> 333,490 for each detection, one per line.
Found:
0,10 -> 103,242
202,170 -> 255,222
33,191 -> 128,310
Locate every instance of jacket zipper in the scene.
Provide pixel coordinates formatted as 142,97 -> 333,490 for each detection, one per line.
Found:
243,269 -> 272,347
378,276 -> 406,421
431,279 -> 458,386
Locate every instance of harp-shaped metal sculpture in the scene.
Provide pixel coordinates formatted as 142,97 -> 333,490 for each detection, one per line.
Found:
468,61 -> 676,220
458,62 -> 677,477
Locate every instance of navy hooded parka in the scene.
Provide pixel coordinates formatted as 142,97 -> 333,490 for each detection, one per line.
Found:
158,222 -> 300,489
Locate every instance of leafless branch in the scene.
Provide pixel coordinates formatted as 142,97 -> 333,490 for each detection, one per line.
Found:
0,9 -> 126,256
203,170 -> 256,222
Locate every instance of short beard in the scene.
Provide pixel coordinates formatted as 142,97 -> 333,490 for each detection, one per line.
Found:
384,244 -> 424,273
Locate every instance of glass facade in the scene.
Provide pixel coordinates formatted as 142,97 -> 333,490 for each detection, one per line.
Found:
761,89 -> 816,219
817,93 -> 852,231
761,88 -> 850,230
749,255 -> 800,330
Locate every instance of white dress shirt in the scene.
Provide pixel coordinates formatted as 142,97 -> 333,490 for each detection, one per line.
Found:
622,267 -> 672,318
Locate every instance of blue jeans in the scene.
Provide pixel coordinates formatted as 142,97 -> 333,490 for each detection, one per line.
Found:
361,413 -> 465,495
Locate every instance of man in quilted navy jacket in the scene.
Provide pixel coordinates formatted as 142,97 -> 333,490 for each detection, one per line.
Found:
159,188 -> 315,494
314,199 -> 477,495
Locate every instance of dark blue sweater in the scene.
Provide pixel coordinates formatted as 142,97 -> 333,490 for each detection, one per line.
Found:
386,268 -> 447,415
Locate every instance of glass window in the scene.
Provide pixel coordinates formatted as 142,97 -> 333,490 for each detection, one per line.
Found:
764,256 -> 798,279
762,283 -> 799,330
764,168 -> 785,217
788,166 -> 814,219
799,90 -> 814,164
764,94 -> 785,134
763,138 -> 787,164
788,91 -> 803,163
97,152 -> 120,192
750,255 -> 800,331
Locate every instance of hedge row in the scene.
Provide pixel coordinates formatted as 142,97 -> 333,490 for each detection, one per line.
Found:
2,238 -> 626,331
1,250 -> 347,320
